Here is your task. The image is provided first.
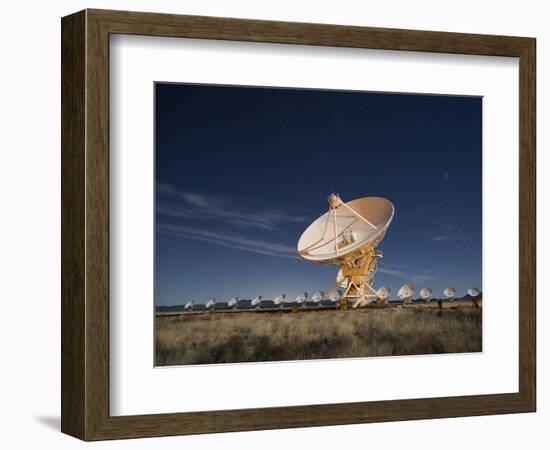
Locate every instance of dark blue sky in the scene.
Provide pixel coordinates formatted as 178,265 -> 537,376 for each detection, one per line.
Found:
155,83 -> 482,306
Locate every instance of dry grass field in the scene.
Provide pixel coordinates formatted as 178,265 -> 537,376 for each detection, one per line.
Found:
155,306 -> 482,366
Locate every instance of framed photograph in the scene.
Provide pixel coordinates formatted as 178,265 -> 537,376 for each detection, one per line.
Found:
153,83 -> 485,368
61,9 -> 536,440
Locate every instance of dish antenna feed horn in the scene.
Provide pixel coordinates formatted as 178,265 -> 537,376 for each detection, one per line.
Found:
297,194 -> 394,307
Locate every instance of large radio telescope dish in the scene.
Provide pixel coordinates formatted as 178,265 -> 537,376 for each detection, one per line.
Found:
298,194 -> 394,304
298,195 -> 394,263
228,297 -> 238,308
184,301 -> 193,310
251,296 -> 262,307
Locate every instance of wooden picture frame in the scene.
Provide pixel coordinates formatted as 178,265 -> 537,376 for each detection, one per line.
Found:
61,9 -> 536,441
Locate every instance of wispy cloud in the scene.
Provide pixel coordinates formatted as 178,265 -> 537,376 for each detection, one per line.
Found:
431,225 -> 471,244
378,262 -> 438,283
158,224 -> 439,279
158,223 -> 299,259
378,266 -> 409,277
157,183 -> 308,231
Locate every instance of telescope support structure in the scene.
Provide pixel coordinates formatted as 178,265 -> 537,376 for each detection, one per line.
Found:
327,246 -> 382,307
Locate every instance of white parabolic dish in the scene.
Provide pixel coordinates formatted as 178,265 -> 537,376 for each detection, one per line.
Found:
444,288 -> 457,298
297,197 -> 394,264
468,287 -> 481,297
420,288 -> 433,299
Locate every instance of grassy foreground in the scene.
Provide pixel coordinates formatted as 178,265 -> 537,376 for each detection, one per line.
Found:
155,307 -> 482,366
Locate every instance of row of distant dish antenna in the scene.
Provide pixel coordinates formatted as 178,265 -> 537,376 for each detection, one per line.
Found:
184,292 -> 339,310
395,286 -> 480,303
182,287 -> 480,310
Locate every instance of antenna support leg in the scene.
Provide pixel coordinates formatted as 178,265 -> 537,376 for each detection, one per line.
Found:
332,247 -> 381,306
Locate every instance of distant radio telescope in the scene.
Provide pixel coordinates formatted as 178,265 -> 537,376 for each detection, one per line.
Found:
296,292 -> 308,306
274,293 -> 286,307
468,287 -> 481,307
312,291 -> 324,306
398,284 -> 416,304
228,297 -> 239,309
376,286 -> 391,304
443,288 -> 456,302
251,295 -> 262,308
330,290 -> 342,303
336,268 -> 347,288
184,301 -> 193,311
298,194 -> 394,306
205,299 -> 215,310
467,287 -> 481,298
419,288 -> 433,302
